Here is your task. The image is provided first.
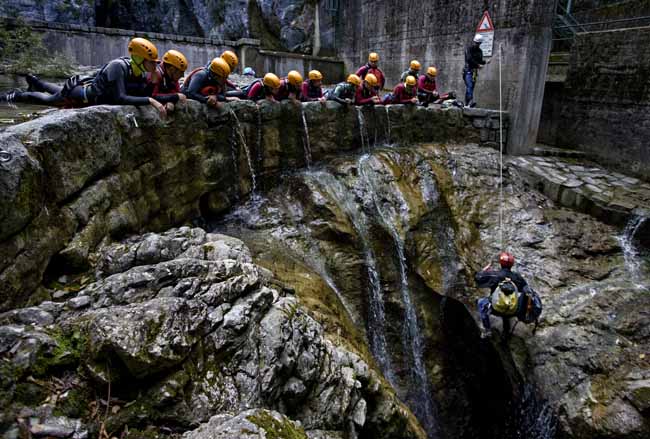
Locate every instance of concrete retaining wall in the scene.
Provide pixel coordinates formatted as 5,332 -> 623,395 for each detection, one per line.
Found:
555,26 -> 650,180
336,0 -> 556,155
0,17 -> 345,82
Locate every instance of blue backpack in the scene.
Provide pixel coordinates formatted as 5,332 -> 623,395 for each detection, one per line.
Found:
516,289 -> 542,332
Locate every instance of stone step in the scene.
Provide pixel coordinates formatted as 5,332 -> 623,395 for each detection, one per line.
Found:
508,155 -> 650,233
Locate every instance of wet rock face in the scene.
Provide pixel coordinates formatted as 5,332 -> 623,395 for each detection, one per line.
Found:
0,227 -> 425,439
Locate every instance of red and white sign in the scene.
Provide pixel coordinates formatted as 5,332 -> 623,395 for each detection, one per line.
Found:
476,11 -> 495,57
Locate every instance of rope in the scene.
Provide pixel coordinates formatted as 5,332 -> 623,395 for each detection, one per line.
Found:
498,43 -> 504,251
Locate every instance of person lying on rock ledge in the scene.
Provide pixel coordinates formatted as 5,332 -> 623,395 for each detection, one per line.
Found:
247,73 -> 282,103
146,49 -> 188,114
301,70 -> 327,104
384,75 -> 418,105
1,38 -> 172,117
326,74 -> 362,105
276,70 -> 303,103
182,57 -> 236,109
354,73 -> 382,106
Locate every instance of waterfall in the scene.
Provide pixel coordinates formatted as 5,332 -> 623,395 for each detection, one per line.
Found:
229,109 -> 257,193
617,215 -> 649,287
300,108 -> 313,168
384,106 -> 392,145
256,106 -> 263,167
307,171 -> 395,384
359,154 -> 440,438
356,107 -> 368,152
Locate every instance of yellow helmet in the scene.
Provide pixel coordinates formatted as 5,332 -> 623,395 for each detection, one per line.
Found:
405,75 -> 417,87
365,73 -> 378,87
263,73 -> 281,88
410,60 -> 421,71
287,70 -> 303,87
128,37 -> 158,61
209,57 -> 231,78
162,50 -> 188,72
347,74 -> 362,86
308,70 -> 323,81
220,50 -> 238,70
368,52 -> 379,62
427,66 -> 438,77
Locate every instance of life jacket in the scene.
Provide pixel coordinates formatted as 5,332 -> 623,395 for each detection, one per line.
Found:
148,63 -> 179,95
490,277 -> 519,316
182,67 -> 204,91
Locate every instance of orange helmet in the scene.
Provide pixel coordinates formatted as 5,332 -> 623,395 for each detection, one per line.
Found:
263,73 -> 281,88
365,73 -> 378,87
499,252 -> 515,268
409,60 -> 421,71
209,57 -> 231,78
128,37 -> 158,61
308,70 -> 323,81
287,70 -> 303,87
405,75 -> 417,87
368,52 -> 379,62
347,74 -> 362,86
162,50 -> 188,72
220,50 -> 239,70
426,66 -> 438,77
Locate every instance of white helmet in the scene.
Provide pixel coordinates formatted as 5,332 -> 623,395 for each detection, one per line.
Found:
473,34 -> 483,43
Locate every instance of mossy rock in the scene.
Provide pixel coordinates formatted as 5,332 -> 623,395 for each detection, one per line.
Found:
246,411 -> 308,439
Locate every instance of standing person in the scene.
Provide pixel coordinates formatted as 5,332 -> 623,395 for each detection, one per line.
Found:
327,74 -> 361,105
247,73 -> 282,103
276,70 -> 303,103
146,49 -> 188,113
400,60 -> 421,82
354,73 -> 381,105
301,70 -> 326,103
384,76 -> 418,105
356,52 -> 386,92
182,57 -> 233,108
1,38 -> 168,117
463,34 -> 487,107
475,252 -> 533,340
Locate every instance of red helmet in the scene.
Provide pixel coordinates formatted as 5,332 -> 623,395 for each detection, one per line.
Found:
499,252 -> 515,268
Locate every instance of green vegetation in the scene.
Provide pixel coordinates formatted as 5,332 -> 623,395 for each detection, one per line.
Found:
0,19 -> 74,77
246,411 -> 308,439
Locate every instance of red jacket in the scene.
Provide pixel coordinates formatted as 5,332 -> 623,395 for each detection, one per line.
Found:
355,63 -> 386,90
300,80 -> 323,101
277,79 -> 301,101
147,63 -> 180,97
417,75 -> 437,93
355,85 -> 378,105
247,80 -> 273,101
391,83 -> 417,104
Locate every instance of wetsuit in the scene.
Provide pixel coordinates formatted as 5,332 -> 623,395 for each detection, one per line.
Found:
225,78 -> 247,98
146,63 -> 181,104
300,80 -> 323,102
354,85 -> 378,105
246,80 -> 275,102
355,63 -> 386,91
181,67 -> 227,104
400,69 -> 420,82
327,82 -> 356,104
276,79 -> 301,101
87,57 -> 153,105
385,83 -> 417,105
464,43 -> 486,106
475,267 -> 530,333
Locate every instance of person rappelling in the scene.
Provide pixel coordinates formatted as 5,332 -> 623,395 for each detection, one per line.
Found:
475,252 -> 542,340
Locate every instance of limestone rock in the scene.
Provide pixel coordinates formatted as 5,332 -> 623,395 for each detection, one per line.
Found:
182,409 -> 307,439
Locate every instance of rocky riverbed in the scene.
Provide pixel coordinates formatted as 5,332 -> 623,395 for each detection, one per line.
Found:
0,101 -> 648,438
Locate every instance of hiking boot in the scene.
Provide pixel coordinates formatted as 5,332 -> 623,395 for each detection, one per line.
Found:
0,89 -> 21,104
480,328 -> 492,339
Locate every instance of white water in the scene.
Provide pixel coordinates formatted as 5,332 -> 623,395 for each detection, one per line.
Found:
356,107 -> 368,152
300,108 -> 313,168
617,216 -> 649,287
229,109 -> 257,193
307,170 -> 395,384
359,154 -> 440,438
384,106 -> 392,145
256,106 -> 263,166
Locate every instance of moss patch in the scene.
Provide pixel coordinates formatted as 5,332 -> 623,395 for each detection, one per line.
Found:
246,411 -> 308,439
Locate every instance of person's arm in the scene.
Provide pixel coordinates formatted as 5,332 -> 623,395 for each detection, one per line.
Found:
106,62 -> 150,105
475,270 -> 499,289
328,85 -> 348,104
185,70 -> 209,103
247,82 -> 263,101
226,79 -> 241,90
355,65 -> 368,78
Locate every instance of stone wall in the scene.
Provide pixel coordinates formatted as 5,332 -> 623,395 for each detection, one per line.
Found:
336,0 -> 555,154
555,26 -> 650,180
0,17 -> 345,81
0,101 -> 507,311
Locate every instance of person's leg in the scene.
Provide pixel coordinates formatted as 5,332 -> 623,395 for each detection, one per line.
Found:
501,317 -> 512,342
225,90 -> 247,99
464,70 -> 474,106
25,74 -> 62,94
9,90 -> 64,106
477,297 -> 492,337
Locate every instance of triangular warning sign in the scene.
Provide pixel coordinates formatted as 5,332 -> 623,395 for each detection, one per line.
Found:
476,11 -> 494,33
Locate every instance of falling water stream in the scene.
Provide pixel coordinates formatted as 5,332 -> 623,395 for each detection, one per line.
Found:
617,215 -> 649,288
306,171 -> 395,384
358,154 -> 439,438
356,107 -> 368,152
229,109 -> 257,192
300,108 -> 313,168
384,106 -> 392,145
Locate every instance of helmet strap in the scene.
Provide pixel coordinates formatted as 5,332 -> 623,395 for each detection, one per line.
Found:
131,55 -> 146,77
